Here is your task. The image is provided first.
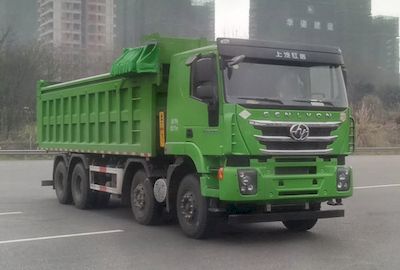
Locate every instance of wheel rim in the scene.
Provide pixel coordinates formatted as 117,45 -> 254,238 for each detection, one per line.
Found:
133,184 -> 146,210
180,191 -> 197,224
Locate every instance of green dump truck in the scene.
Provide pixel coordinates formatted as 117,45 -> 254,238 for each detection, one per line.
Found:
38,36 -> 354,238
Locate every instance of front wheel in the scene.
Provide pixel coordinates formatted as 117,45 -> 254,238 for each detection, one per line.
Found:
176,174 -> 216,239
282,219 -> 318,232
282,203 -> 320,231
130,170 -> 162,225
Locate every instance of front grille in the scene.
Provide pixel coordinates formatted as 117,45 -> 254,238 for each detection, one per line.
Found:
279,190 -> 318,196
266,142 -> 330,150
250,120 -> 340,155
275,166 -> 316,175
275,158 -> 316,162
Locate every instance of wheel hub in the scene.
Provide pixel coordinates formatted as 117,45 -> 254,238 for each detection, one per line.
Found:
133,184 -> 146,210
180,192 -> 196,222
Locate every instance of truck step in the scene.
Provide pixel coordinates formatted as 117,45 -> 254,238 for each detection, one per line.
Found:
89,166 -> 124,195
41,180 -> 54,187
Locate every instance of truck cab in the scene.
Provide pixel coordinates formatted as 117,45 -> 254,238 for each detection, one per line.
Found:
165,38 -> 353,235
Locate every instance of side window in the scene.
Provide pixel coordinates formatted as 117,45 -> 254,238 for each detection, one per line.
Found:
190,56 -> 218,102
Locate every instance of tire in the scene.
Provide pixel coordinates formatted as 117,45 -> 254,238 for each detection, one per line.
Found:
71,163 -> 95,209
282,219 -> 318,232
282,203 -> 320,232
54,161 -> 72,204
176,174 -> 216,239
130,170 -> 162,225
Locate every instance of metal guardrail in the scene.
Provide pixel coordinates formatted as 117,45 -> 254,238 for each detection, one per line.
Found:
354,147 -> 400,154
0,150 -> 53,155
356,147 -> 400,150
1,148 -> 400,156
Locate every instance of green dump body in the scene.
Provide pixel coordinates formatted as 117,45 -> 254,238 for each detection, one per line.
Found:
37,36 -> 209,156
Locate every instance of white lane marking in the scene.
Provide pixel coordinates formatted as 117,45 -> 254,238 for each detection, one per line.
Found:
355,184 -> 400,190
0,229 -> 124,245
0,212 -> 23,216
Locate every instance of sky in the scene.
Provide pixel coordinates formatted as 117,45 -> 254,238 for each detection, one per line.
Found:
215,0 -> 400,38
371,0 -> 400,17
215,0 -> 249,38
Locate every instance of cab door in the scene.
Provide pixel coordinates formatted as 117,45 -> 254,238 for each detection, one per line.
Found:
166,53 -> 224,156
185,54 -> 223,155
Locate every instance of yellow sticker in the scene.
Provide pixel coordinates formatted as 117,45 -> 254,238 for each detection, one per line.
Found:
159,111 -> 165,148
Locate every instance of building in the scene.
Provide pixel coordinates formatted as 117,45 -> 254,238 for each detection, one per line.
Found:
38,0 -> 115,56
115,0 -> 215,49
0,0 -> 37,43
249,0 -> 399,88
370,16 -> 400,86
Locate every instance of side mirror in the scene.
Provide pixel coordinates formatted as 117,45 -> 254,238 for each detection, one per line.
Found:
227,55 -> 245,68
195,84 -> 215,101
191,56 -> 217,102
186,54 -> 199,66
189,55 -> 219,127
342,67 -> 348,86
193,57 -> 216,83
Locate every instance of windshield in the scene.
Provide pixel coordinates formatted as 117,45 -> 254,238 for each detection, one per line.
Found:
224,61 -> 348,109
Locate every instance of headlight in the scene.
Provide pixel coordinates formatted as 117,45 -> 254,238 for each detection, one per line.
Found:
238,169 -> 257,195
336,167 -> 351,191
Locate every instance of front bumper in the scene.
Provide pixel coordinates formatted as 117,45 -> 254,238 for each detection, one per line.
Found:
213,157 -> 352,203
228,209 -> 344,224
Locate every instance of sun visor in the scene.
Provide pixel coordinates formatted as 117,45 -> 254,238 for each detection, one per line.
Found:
217,38 -> 344,65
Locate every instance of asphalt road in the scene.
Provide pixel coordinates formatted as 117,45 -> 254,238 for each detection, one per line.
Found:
1,156 -> 400,270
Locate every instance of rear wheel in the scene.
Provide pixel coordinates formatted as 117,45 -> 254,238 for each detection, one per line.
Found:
54,161 -> 71,204
130,170 -> 162,225
71,163 -> 95,209
176,174 -> 216,239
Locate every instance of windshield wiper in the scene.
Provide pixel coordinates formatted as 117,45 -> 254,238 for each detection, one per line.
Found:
237,96 -> 284,104
293,99 -> 334,106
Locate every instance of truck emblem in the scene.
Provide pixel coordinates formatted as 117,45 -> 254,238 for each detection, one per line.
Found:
289,124 -> 310,141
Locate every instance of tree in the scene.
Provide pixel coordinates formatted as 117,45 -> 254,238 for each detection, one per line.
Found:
377,85 -> 400,109
0,27 -> 62,140
0,27 -> 11,50
0,26 -> 112,144
347,81 -> 375,105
